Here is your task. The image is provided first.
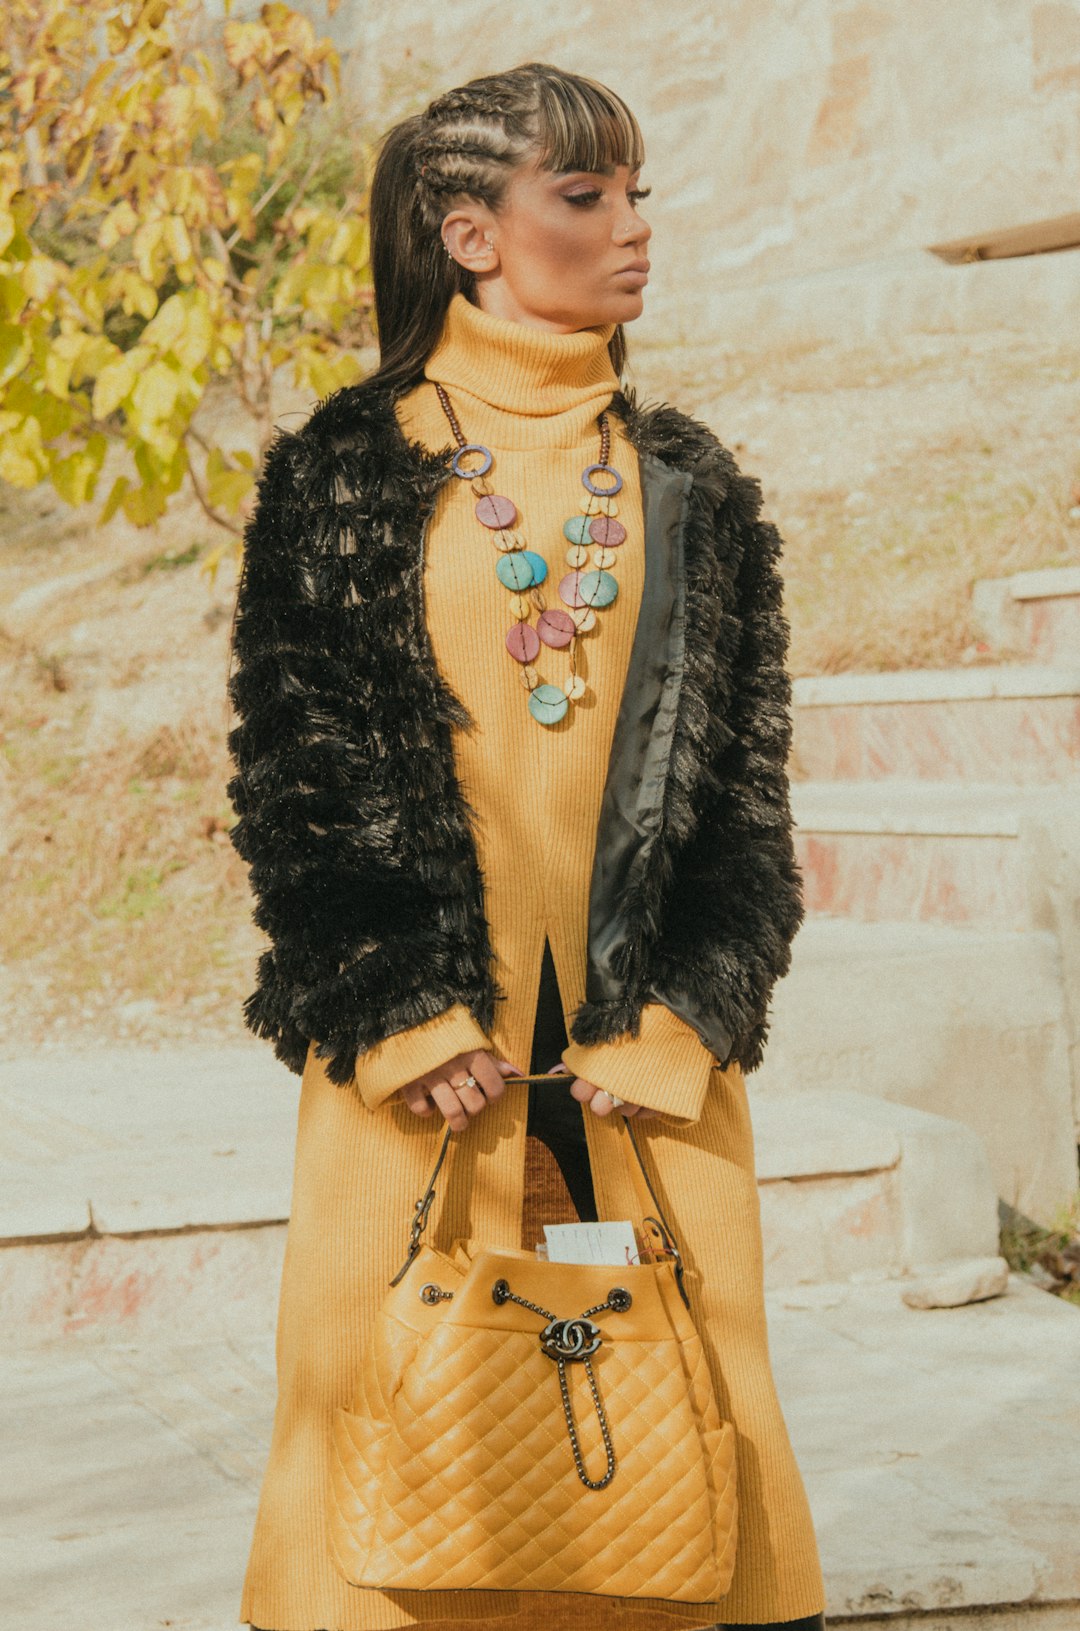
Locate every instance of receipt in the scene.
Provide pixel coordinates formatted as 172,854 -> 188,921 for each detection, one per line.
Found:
542,1221 -> 639,1266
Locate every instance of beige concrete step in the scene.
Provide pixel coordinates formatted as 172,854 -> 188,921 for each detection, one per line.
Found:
750,1090 -> 999,1289
973,564 -> 1080,666
791,663 -> 1080,783
790,778 -> 1066,929
756,919 -> 1079,1227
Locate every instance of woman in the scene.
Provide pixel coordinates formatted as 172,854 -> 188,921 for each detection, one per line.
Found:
228,61 -> 827,1631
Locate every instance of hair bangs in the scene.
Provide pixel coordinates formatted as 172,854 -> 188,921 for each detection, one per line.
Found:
530,69 -> 645,176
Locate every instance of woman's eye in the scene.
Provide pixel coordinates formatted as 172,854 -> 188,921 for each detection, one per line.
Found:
563,184 -> 651,208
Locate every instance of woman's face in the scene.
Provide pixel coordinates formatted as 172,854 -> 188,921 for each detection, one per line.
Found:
441,154 -> 652,333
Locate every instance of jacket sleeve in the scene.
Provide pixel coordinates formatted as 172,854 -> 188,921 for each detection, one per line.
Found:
560,1001 -> 717,1125
226,425 -> 493,1088
648,459 -> 804,1076
353,1002 -> 492,1112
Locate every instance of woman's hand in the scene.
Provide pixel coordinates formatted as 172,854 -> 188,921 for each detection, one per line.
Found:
550,1063 -> 660,1119
398,1049 -> 524,1131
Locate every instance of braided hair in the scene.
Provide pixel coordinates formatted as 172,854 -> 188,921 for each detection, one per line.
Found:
365,63 -> 645,395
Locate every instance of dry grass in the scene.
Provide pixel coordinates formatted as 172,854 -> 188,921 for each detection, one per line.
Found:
631,329 -> 1080,674
0,486 -> 260,1052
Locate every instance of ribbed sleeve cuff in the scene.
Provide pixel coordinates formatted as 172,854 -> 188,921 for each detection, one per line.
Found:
560,1003 -> 717,1124
353,1003 -> 493,1112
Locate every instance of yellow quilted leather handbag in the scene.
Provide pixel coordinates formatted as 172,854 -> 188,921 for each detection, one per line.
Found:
327,1077 -> 738,1601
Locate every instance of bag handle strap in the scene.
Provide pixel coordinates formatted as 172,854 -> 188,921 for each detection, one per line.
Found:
389,1074 -> 691,1310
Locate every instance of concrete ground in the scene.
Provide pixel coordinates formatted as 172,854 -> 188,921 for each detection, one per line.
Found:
2,1049 -> 1079,1630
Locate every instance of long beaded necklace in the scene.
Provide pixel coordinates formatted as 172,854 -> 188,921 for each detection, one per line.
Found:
433,381 -> 627,728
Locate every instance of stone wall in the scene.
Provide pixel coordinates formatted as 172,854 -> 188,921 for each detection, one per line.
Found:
337,0 -> 1080,349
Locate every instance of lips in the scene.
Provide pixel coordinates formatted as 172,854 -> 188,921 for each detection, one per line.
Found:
617,260 -> 650,275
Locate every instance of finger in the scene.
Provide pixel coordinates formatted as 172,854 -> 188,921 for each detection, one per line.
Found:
493,1058 -> 528,1078
587,1087 -> 617,1117
443,1071 -> 488,1117
469,1054 -> 507,1102
427,1080 -> 473,1131
400,1082 -> 436,1117
568,1075 -> 595,1103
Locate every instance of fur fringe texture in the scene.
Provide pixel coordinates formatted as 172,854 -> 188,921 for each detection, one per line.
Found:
226,381 -> 802,1083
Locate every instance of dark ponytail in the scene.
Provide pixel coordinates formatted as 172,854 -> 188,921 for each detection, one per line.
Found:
365,114 -> 471,395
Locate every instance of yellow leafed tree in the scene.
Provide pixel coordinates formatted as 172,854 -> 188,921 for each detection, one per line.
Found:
0,0 -> 371,570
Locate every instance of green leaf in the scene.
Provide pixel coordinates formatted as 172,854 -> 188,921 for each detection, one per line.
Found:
93,353 -> 140,419
99,475 -> 131,524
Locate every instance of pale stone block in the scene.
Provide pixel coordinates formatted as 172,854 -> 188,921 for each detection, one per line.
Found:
752,1091 -> 999,1286
758,921 -> 1079,1225
900,1254 -> 1010,1308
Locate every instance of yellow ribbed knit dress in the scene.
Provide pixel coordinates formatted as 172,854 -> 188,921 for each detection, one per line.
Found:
238,294 -> 826,1631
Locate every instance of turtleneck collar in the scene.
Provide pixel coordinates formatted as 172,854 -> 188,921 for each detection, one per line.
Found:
421,293 -> 620,452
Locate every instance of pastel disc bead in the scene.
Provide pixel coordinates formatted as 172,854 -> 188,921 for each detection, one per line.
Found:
520,550 -> 548,585
537,607 -> 576,648
475,493 -> 517,529
570,606 -> 597,632
496,552 -> 535,591
559,570 -> 586,608
562,515 -> 593,545
589,515 -> 627,547
578,569 -> 619,607
528,683 -> 569,725
565,543 -> 589,568
564,675 -> 587,701
508,592 -> 531,618
506,621 -> 541,663
494,530 -> 525,553
579,495 -> 618,517
592,546 -> 618,569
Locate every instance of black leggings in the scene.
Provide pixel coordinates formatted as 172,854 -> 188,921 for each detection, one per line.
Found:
524,939 -> 598,1222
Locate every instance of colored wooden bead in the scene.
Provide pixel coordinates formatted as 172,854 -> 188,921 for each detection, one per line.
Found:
592,546 -> 618,569
495,530 -> 525,553
520,663 -> 539,688
451,443 -> 492,479
564,675 -> 587,701
570,606 -> 597,632
506,622 -> 541,663
528,683 -> 570,725
589,515 -> 627,547
582,463 -> 623,496
565,543 -> 589,568
558,570 -> 586,608
475,493 -> 517,529
537,607 -> 576,648
497,553 -> 535,590
578,569 -> 618,607
508,593 -> 531,619
562,515 -> 593,545
520,550 -> 548,585
580,495 -> 618,517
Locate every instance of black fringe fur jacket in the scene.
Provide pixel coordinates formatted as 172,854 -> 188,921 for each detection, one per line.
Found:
226,380 -> 804,1089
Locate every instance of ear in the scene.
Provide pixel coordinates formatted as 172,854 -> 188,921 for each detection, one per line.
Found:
441,207 -> 499,273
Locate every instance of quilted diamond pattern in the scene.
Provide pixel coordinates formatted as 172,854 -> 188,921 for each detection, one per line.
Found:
326,1242 -> 738,1601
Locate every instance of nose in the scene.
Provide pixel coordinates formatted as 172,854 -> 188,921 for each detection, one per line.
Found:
619,211 -> 651,248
